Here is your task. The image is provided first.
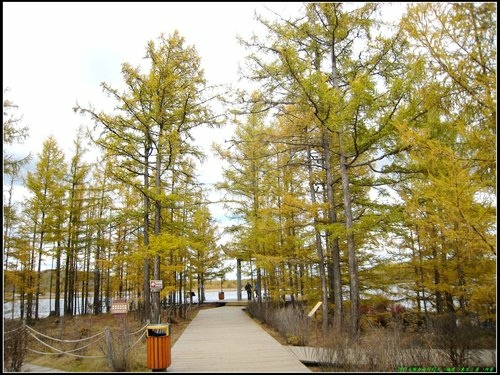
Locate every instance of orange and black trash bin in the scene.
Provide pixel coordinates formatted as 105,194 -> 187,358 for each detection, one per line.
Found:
146,324 -> 171,371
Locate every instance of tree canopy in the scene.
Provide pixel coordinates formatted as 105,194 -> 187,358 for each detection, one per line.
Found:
4,4 -> 496,334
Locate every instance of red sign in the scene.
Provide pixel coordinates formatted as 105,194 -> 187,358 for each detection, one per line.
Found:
150,279 -> 163,292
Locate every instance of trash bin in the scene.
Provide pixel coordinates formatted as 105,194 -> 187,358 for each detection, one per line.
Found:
218,292 -> 224,300
146,324 -> 171,371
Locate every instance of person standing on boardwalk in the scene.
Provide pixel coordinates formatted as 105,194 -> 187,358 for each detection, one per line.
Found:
244,282 -> 253,300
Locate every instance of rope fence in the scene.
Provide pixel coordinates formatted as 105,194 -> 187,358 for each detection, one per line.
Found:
26,325 -> 105,343
4,326 -> 24,335
24,322 -> 149,359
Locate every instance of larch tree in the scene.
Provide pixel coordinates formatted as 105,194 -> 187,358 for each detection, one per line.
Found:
24,136 -> 68,320
3,93 -> 31,309
61,128 -> 91,315
262,114 -> 313,306
2,93 -> 31,300
110,177 -> 144,301
187,204 -> 220,304
83,158 -> 116,315
75,31 -> 220,323
215,98 -> 277,300
240,2 -> 414,337
392,2 -> 497,320
403,2 -> 496,191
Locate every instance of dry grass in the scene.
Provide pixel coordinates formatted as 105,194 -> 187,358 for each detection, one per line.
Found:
22,305 -> 208,372
245,303 -> 497,372
243,308 -> 289,346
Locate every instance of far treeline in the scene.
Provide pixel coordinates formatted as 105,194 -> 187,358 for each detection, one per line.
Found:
3,3 -> 496,338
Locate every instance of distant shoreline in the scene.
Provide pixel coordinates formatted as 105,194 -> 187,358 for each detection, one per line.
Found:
4,288 -> 242,302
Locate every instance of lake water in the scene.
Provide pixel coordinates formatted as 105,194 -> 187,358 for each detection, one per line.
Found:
3,290 -> 245,319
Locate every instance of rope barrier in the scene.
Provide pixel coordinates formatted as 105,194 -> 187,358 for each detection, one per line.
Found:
129,329 -> 147,349
27,331 -> 106,358
127,323 -> 148,336
4,326 -> 26,335
105,322 -> 148,336
24,320 -> 149,360
26,325 -> 104,342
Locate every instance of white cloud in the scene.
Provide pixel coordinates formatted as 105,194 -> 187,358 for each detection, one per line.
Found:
4,2 -> 302,151
3,2 -> 304,227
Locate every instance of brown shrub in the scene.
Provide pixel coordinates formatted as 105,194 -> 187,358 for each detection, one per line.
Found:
4,319 -> 28,372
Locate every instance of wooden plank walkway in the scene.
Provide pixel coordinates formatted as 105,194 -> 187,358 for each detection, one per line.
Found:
168,305 -> 311,372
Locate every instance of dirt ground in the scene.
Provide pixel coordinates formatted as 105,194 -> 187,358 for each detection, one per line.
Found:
20,305 -> 208,372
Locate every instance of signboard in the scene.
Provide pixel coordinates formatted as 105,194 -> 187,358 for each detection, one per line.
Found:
111,299 -> 128,315
150,279 -> 163,292
307,301 -> 323,317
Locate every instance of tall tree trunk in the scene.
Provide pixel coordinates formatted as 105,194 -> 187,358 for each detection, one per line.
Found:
27,225 -> 37,322
152,137 -> 162,324
322,128 -> 343,333
84,237 -> 91,313
93,241 -> 101,315
35,221 -> 45,320
432,240 -> 442,314
143,141 -> 151,322
340,151 -> 360,339
3,176 -> 14,273
105,228 -> 112,312
92,182 -> 106,315
55,241 -> 61,316
306,145 -> 329,333
328,32 -> 359,338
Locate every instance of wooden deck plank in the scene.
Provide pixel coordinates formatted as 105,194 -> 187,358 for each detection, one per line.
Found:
168,305 -> 311,372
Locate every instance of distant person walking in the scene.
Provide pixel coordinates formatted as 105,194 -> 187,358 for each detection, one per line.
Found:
244,282 -> 253,300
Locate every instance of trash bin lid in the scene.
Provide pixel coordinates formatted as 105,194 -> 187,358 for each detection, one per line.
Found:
147,324 -> 169,330
146,324 -> 170,336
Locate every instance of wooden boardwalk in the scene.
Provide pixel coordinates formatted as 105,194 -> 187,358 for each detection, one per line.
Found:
168,305 -> 311,372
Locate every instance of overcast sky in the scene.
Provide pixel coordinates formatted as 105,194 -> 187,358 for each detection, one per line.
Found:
3,2 -> 303,155
3,2 -> 305,229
